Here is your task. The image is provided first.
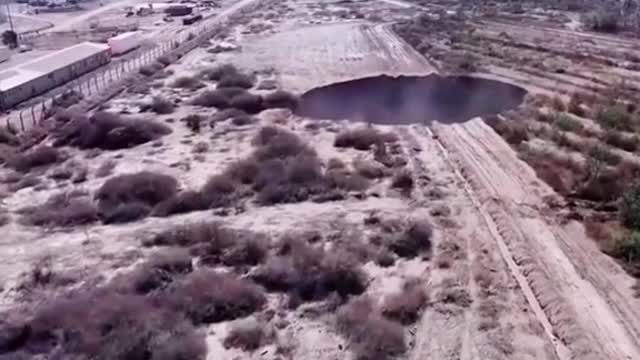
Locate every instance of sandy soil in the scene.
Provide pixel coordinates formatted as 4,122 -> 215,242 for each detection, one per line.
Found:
1,0 -> 639,359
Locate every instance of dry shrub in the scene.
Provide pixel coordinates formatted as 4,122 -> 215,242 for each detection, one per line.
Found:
22,191 -> 98,227
171,76 -> 205,90
224,319 -> 273,351
438,280 -> 472,307
388,219 -> 433,258
550,95 -> 565,111
554,113 -> 583,133
6,146 -> 61,172
391,170 -> 414,191
1,288 -> 206,359
139,63 -> 163,76
485,116 -> 529,145
198,64 -> 241,81
167,269 -> 266,324
102,202 -> 152,224
375,249 -> 396,267
152,190 -> 209,217
201,174 -> 241,208
381,279 -> 428,324
336,296 -> 406,360
596,104 -> 633,131
191,89 -> 240,108
334,127 -> 397,150
151,96 -> 175,114
51,89 -> 83,109
225,158 -> 260,184
95,171 -> 178,219
182,114 -> 204,133
211,108 -> 247,123
54,111 -> 171,150
263,90 -> 299,110
251,239 -> 367,301
126,247 -> 193,294
229,93 -> 264,114
327,158 -> 345,169
147,221 -> 268,267
325,168 -> 370,191
353,159 -> 387,179
604,130 -> 639,152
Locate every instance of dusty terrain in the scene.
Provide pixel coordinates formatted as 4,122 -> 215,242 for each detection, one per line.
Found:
1,0 -> 640,360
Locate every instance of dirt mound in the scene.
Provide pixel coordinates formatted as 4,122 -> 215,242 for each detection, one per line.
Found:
296,74 -> 527,124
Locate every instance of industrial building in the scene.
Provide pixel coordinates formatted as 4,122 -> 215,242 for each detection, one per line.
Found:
0,42 -> 111,110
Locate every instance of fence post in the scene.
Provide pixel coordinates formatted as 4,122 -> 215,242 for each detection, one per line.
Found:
19,112 -> 25,131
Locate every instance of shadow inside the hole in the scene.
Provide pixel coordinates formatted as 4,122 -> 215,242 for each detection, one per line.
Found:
295,74 -> 528,124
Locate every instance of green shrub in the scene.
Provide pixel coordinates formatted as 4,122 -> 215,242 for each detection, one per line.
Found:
621,183 -> 640,230
554,113 -> 583,133
612,232 -> 640,263
597,104 -> 632,130
589,145 -> 621,166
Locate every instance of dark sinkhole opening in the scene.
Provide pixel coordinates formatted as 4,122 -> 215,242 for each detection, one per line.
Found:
295,74 -> 528,124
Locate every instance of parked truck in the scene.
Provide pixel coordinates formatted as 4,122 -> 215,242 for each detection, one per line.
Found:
108,31 -> 142,55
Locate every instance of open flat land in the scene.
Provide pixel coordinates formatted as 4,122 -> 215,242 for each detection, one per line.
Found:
0,0 -> 639,359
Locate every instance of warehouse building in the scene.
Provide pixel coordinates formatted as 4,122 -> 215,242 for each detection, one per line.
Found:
0,42 -> 111,110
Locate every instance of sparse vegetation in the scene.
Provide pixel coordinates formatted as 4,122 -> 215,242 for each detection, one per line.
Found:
334,127 -> 397,150
166,269 -> 266,324
554,113 -> 583,133
96,171 -> 178,222
381,279 -> 428,324
171,76 -> 205,90
224,319 -> 273,351
54,111 -> 171,150
263,90 -> 299,110
6,146 -> 62,172
21,191 -> 98,227
596,104 -> 633,131
151,96 -> 176,114
391,170 -> 414,191
387,219 -> 433,258
336,296 -> 406,360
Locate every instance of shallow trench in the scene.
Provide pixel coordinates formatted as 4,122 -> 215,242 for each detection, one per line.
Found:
295,74 -> 527,124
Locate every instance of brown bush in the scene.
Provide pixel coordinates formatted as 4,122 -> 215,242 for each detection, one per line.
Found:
217,70 -> 255,89
231,113 -> 257,126
3,288 -> 206,359
201,174 -> 240,208
147,221 -> 233,247
327,158 -> 345,169
604,130 -> 639,152
325,168 -> 370,191
485,116 -> 529,145
375,249 -> 396,267
191,90 -> 231,108
391,170 -> 414,190
336,296 -> 406,360
334,127 -> 397,150
152,190 -> 209,217
53,112 -> 171,150
95,171 -> 178,215
22,191 -> 98,227
9,174 -> 41,191
210,108 -> 247,124
224,319 -> 273,351
381,279 -> 428,324
251,240 -> 367,301
6,146 -> 62,172
263,90 -> 299,110
167,269 -> 266,324
229,93 -> 264,114
101,202 -> 152,224
171,76 -> 205,90
198,64 -> 241,81
139,63 -> 163,76
353,159 -> 387,179
126,248 -> 193,294
151,96 -> 175,114
388,219 -> 433,258
182,114 -> 204,133
225,158 -> 260,184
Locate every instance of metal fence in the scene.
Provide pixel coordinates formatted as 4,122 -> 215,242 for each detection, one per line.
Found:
2,8 -> 240,133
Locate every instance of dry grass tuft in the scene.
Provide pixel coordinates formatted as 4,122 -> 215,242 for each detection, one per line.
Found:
224,319 -> 273,351
151,96 -> 175,114
388,219 -> 433,258
6,146 -> 62,172
171,76 -> 205,90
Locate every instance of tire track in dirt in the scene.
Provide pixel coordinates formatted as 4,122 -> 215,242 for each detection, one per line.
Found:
430,119 -> 640,360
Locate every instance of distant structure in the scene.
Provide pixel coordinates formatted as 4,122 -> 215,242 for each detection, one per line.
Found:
0,42 -> 111,109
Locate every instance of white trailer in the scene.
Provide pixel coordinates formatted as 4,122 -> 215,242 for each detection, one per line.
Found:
108,31 -> 142,56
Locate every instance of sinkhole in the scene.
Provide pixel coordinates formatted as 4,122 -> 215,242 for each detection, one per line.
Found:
295,74 -> 528,124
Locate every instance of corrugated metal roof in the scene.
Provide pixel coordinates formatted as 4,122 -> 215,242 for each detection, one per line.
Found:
0,42 -> 110,92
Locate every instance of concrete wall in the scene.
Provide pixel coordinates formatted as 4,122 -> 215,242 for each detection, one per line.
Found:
0,48 -> 111,109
